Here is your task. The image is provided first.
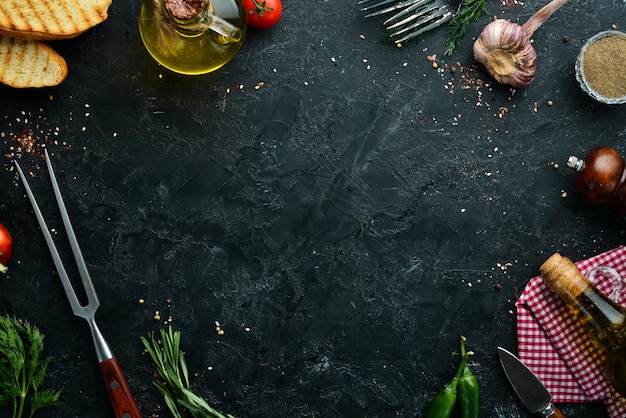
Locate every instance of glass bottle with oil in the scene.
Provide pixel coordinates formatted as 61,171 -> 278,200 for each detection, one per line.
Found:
139,0 -> 247,75
540,253 -> 626,396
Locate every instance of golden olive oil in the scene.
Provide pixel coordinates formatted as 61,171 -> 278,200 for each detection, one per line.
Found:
139,0 -> 247,75
540,253 -> 626,396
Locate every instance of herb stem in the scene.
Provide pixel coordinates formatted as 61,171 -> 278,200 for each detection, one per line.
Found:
142,327 -> 235,418
17,367 -> 27,418
0,316 -> 60,418
444,0 -> 487,56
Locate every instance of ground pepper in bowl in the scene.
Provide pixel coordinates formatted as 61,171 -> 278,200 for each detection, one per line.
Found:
575,30 -> 626,104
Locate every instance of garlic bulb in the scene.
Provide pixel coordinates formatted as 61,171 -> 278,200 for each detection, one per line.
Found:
473,0 -> 568,88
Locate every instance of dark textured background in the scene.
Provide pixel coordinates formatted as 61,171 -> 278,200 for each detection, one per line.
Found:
1,0 -> 625,417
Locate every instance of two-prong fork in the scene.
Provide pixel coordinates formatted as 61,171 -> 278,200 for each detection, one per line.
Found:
15,150 -> 142,418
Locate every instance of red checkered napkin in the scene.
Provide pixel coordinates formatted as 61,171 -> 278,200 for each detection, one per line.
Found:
516,247 -> 626,418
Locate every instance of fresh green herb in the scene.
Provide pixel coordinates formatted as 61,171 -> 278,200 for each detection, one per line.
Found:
444,0 -> 487,56
0,315 -> 61,418
141,326 -> 235,418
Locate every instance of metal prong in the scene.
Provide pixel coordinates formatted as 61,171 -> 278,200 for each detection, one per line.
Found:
391,9 -> 451,42
44,149 -> 99,311
362,0 -> 453,44
362,0 -> 420,16
14,154 -> 99,318
385,3 -> 437,28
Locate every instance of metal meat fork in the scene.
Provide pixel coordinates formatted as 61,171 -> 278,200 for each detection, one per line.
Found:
15,150 -> 141,418
360,0 -> 453,44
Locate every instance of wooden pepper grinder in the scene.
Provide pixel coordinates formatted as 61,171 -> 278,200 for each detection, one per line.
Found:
567,146 -> 626,214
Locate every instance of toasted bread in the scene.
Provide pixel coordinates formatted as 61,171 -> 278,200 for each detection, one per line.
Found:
0,35 -> 67,88
0,0 -> 112,40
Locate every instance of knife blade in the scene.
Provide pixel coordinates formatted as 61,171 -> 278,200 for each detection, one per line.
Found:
497,347 -> 566,418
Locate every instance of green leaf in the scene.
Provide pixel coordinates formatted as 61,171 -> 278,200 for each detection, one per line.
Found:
143,326 -> 234,418
444,0 -> 487,56
30,357 -> 51,391
29,389 -> 61,418
0,316 -> 61,418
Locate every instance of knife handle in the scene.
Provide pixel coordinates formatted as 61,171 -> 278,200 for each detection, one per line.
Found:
545,405 -> 566,418
99,357 -> 142,418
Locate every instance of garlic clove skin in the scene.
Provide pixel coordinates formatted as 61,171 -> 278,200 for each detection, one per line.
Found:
473,19 -> 537,88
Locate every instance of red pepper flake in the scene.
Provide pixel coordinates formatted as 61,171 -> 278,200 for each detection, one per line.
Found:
6,129 -> 48,159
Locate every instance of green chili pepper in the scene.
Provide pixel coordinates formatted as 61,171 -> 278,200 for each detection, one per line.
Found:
424,348 -> 470,418
458,336 -> 480,418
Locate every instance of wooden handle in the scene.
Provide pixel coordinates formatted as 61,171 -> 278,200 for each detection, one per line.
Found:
99,357 -> 142,418
548,406 -> 566,418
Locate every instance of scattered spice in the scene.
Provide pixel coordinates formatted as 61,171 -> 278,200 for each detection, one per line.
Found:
581,34 -> 626,98
5,129 -> 48,159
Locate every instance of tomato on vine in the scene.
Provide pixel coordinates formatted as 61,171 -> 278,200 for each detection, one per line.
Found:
243,0 -> 282,29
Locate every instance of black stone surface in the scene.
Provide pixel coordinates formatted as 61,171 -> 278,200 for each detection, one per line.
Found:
0,1 -> 624,417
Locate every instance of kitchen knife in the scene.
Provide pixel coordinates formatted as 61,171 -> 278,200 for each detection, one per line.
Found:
497,347 -> 566,418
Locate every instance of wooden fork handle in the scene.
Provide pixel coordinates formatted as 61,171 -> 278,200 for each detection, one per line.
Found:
99,357 -> 142,418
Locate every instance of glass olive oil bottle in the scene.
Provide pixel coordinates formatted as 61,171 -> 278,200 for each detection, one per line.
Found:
540,253 -> 626,397
139,0 -> 247,75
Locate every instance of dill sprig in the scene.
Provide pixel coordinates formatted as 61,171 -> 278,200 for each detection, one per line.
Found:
141,327 -> 235,418
444,0 -> 487,56
0,315 -> 61,418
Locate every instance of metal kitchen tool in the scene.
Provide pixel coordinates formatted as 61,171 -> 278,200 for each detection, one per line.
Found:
498,347 -> 566,418
15,150 -> 141,418
359,0 -> 453,44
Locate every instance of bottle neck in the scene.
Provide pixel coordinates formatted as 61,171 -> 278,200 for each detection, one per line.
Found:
156,0 -> 242,42
540,253 -> 626,351
163,0 -> 210,21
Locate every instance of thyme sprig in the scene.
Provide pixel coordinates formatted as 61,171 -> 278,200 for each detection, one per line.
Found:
444,0 -> 487,56
0,315 -> 61,418
141,327 -> 235,418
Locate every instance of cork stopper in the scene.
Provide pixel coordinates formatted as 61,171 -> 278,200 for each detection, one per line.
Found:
164,0 -> 206,20
540,253 -> 589,300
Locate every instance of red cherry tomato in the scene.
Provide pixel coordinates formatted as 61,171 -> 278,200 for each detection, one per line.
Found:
243,0 -> 282,29
0,223 -> 12,273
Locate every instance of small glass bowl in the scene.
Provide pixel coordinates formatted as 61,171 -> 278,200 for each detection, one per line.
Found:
575,30 -> 626,105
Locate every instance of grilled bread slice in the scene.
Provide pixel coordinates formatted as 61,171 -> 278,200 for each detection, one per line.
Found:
0,35 -> 67,88
0,0 -> 113,40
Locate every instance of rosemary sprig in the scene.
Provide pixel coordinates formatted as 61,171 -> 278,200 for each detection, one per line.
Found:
444,0 -> 487,56
141,327 -> 235,418
0,315 -> 61,418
